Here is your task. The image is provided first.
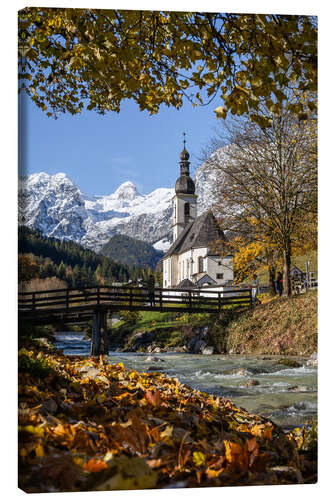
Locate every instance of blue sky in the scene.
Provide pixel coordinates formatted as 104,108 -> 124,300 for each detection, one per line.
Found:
19,91 -> 221,196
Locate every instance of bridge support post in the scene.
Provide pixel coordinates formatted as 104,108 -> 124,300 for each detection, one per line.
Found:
90,309 -> 109,356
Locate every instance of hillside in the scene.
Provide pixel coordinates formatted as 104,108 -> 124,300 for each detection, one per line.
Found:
110,292 -> 317,357
18,226 -> 141,286
217,291 -> 317,356
100,234 -> 163,269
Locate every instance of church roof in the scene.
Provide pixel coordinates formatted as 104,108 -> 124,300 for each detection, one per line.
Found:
163,210 -> 226,259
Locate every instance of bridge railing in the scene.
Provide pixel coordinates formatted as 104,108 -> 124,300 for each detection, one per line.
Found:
18,285 -> 252,314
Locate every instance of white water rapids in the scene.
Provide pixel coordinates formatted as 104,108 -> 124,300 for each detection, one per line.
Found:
55,332 -> 317,430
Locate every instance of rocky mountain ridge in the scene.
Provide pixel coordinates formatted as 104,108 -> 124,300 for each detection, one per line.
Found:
18,161 -> 218,253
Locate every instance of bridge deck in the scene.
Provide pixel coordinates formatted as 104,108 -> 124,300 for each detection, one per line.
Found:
19,285 -> 252,321
18,285 -> 252,354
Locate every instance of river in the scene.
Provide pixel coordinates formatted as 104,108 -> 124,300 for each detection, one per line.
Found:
55,332 -> 317,430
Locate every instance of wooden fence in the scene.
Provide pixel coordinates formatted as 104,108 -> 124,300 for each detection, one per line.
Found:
18,285 -> 252,318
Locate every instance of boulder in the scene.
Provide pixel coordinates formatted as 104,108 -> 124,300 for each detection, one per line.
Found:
231,368 -> 248,377
131,331 -> 154,350
145,356 -> 164,363
171,346 -> 188,353
287,385 -> 312,392
194,339 -> 206,354
244,379 -> 260,387
306,352 -> 318,367
133,331 -> 145,340
187,336 -> 197,352
201,326 -> 210,338
202,346 -> 214,355
276,358 -> 302,368
306,358 -> 318,367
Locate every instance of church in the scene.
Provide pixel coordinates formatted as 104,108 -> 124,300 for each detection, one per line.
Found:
162,138 -> 234,289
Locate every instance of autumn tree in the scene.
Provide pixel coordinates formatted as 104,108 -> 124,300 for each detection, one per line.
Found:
18,254 -> 39,282
18,8 -> 317,125
204,105 -> 317,296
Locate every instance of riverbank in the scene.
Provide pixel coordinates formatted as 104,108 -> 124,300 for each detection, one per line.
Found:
18,339 -> 317,492
219,290 -> 317,355
110,291 -> 317,356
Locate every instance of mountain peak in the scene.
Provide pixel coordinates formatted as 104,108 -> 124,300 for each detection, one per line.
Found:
113,181 -> 141,200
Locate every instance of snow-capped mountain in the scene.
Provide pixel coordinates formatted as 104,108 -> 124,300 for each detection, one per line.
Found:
18,161 -> 218,253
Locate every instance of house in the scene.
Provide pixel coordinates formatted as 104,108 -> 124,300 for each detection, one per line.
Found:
162,137 -> 233,288
290,266 -> 306,281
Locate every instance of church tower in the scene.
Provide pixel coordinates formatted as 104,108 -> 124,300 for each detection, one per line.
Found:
172,134 -> 197,242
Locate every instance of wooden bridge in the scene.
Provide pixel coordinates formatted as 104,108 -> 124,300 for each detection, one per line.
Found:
18,285 -> 252,355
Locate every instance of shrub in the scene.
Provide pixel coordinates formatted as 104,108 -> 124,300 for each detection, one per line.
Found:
18,351 -> 53,378
119,310 -> 142,325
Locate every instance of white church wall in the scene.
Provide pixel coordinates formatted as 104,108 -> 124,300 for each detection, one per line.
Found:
163,257 -> 172,288
207,255 -> 234,284
177,247 -> 207,282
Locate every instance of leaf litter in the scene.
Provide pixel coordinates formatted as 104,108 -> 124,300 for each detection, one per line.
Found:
18,342 -> 317,492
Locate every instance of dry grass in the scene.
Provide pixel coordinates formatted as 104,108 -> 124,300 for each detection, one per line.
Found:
224,290 -> 317,355
19,277 -> 67,293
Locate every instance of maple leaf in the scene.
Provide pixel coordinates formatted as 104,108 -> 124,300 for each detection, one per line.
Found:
84,458 -> 108,473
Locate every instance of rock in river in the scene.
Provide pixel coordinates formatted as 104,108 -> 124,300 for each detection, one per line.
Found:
244,379 -> 260,387
287,385 -> 313,392
202,346 -> 214,355
145,356 -> 165,363
306,353 -> 318,367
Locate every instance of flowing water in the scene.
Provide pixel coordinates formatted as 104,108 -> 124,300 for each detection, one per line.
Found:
55,332 -> 317,430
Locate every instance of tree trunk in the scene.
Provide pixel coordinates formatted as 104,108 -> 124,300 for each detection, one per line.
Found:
282,244 -> 292,297
268,266 -> 276,296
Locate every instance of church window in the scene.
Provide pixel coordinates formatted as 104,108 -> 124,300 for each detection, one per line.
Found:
198,256 -> 204,273
216,273 -> 224,280
184,203 -> 190,224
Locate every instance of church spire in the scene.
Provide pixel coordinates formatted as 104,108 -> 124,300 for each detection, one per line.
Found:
175,133 -> 195,195
179,132 -> 190,175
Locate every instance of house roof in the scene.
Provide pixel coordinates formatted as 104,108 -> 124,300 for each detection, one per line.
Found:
163,210 -> 226,259
291,265 -> 304,273
175,278 -> 195,289
195,274 -> 217,286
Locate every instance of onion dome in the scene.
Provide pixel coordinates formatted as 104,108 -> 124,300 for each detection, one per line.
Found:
175,175 -> 195,194
180,147 -> 190,161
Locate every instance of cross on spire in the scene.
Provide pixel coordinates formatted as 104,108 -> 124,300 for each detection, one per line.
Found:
183,132 -> 186,148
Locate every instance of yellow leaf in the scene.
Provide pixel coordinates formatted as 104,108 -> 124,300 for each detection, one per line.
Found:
35,444 -> 44,457
160,425 -> 173,439
214,105 -> 225,119
193,451 -> 206,466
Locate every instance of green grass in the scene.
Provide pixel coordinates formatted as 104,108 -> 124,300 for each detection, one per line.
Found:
255,251 -> 317,284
